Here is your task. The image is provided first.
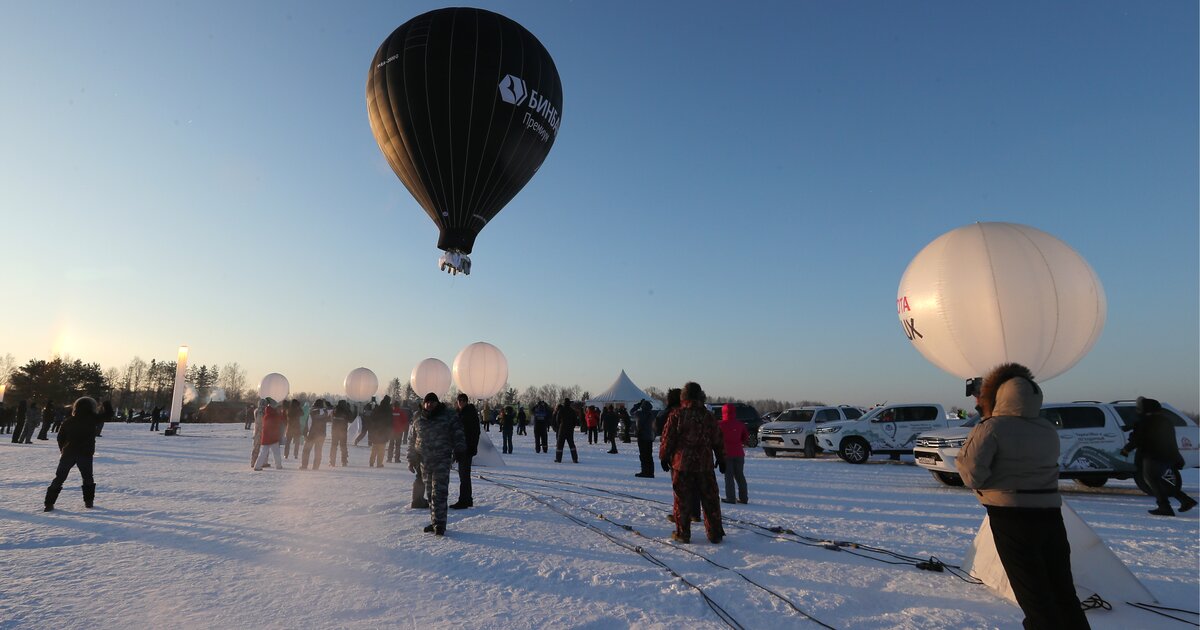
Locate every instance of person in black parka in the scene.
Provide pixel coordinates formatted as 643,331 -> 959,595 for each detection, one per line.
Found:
451,393 -> 481,509
1122,396 -> 1197,516
45,397 -> 101,511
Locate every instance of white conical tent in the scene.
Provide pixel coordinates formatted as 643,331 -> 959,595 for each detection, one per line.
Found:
963,502 -> 1156,606
585,370 -> 661,409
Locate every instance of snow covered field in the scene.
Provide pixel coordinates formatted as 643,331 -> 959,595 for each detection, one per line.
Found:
1,422 -> 1196,629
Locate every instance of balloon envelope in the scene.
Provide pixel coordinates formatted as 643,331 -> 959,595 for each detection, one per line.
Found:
453,342 -> 509,400
366,7 -> 563,258
258,373 -> 290,402
344,367 -> 379,402
897,222 -> 1106,381
410,358 -> 452,400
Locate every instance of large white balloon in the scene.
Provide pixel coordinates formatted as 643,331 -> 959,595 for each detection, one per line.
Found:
898,222 -> 1106,381
453,342 -> 509,399
344,367 -> 379,401
410,358 -> 451,399
258,372 -> 290,401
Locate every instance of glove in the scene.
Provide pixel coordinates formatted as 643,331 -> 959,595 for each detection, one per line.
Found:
661,460 -> 671,472
408,461 -> 418,473
717,459 -> 726,474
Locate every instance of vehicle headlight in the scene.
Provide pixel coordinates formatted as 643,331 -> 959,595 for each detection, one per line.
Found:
816,426 -> 840,435
946,438 -> 967,448
782,428 -> 804,434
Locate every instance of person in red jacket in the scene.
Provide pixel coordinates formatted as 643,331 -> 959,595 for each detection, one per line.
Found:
254,398 -> 286,471
718,404 -> 749,504
388,402 -> 411,463
585,406 -> 600,444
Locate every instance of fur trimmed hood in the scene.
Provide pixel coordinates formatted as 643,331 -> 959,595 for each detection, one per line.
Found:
978,363 -> 1042,419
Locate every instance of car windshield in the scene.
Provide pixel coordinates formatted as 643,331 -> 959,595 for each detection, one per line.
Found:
778,409 -> 815,423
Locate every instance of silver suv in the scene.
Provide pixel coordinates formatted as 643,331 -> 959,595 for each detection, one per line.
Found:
758,406 -> 864,458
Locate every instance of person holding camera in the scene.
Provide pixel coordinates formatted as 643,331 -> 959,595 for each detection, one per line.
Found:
1121,396 -> 1196,516
957,363 -> 1089,630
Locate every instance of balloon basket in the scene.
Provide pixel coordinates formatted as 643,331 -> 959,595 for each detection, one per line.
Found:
439,251 -> 471,276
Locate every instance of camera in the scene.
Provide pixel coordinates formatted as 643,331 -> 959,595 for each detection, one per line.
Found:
965,377 -> 983,398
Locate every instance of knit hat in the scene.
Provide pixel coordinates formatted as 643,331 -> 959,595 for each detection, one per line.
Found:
423,392 -> 439,404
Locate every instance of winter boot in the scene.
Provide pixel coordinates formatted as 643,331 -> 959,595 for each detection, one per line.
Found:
449,500 -> 470,510
82,483 -> 96,509
434,524 -> 445,536
44,483 -> 62,512
571,448 -> 579,463
411,500 -> 430,509
423,523 -> 436,533
1149,503 -> 1176,516
671,531 -> 690,544
1179,497 -> 1198,513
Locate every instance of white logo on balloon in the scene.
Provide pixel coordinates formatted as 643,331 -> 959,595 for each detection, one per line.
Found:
453,342 -> 509,400
258,372 -> 290,402
344,367 -> 379,402
897,222 -> 1106,381
410,358 -> 452,400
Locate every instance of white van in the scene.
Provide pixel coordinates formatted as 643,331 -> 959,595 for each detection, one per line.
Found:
813,403 -> 963,464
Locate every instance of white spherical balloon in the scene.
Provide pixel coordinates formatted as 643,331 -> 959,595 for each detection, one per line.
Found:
410,358 -> 451,400
344,367 -> 379,402
453,342 -> 509,399
258,372 -> 290,401
897,222 -> 1106,381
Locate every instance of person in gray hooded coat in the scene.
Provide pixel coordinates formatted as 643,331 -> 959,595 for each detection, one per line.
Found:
407,393 -> 465,536
957,363 -> 1089,630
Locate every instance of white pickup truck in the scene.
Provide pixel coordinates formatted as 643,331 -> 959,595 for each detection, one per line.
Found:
813,403 -> 967,464
913,400 -> 1200,493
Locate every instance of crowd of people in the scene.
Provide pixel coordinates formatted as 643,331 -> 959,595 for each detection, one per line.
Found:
14,369 -> 1196,629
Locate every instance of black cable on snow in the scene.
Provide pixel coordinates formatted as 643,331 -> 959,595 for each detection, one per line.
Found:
1124,602 -> 1200,626
476,468 -> 983,584
477,474 -> 747,630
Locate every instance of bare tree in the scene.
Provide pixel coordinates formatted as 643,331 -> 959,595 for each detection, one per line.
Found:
0,352 -> 16,386
219,362 -> 247,402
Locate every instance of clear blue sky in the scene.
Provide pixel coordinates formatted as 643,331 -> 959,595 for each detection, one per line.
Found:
2,1 -> 1196,412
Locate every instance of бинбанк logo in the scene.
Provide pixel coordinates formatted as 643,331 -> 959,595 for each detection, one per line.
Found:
498,74 -> 528,106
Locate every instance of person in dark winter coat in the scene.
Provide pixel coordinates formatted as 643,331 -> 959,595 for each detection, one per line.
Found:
254,398 -> 286,471
37,400 -> 55,440
602,405 -> 620,454
499,405 -> 516,454
330,400 -> 354,467
516,407 -> 528,435
367,396 -> 393,467
532,400 -> 551,453
451,393 -> 481,509
655,389 -> 681,438
632,399 -> 657,477
1122,396 -> 1197,516
303,399 -> 331,470
150,406 -> 162,431
554,398 -> 579,463
44,397 -> 101,511
95,400 -> 113,437
408,393 -> 466,535
659,382 -> 725,544
284,399 -> 303,459
718,403 -> 749,504
21,401 -> 39,443
957,363 -> 1089,630
618,405 -> 632,443
11,400 -> 27,444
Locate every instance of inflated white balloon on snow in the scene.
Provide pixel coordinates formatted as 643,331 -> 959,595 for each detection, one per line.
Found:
897,222 -> 1106,381
257,372 -> 290,401
344,367 -> 379,401
453,342 -> 508,399
410,358 -> 451,399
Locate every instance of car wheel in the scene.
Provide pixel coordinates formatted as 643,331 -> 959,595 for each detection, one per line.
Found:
1075,475 -> 1108,489
931,471 -> 964,486
803,437 -> 816,458
745,434 -> 758,448
763,448 -> 777,458
839,438 -> 870,464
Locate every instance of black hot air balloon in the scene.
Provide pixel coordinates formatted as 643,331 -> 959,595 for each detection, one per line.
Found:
367,8 -> 563,276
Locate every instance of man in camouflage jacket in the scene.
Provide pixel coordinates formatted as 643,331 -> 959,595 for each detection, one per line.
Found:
659,382 -> 726,544
408,393 -> 466,535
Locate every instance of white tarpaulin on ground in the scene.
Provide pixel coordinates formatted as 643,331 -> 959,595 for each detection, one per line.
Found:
585,370 -> 661,409
472,432 -> 506,467
963,501 -> 1156,605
